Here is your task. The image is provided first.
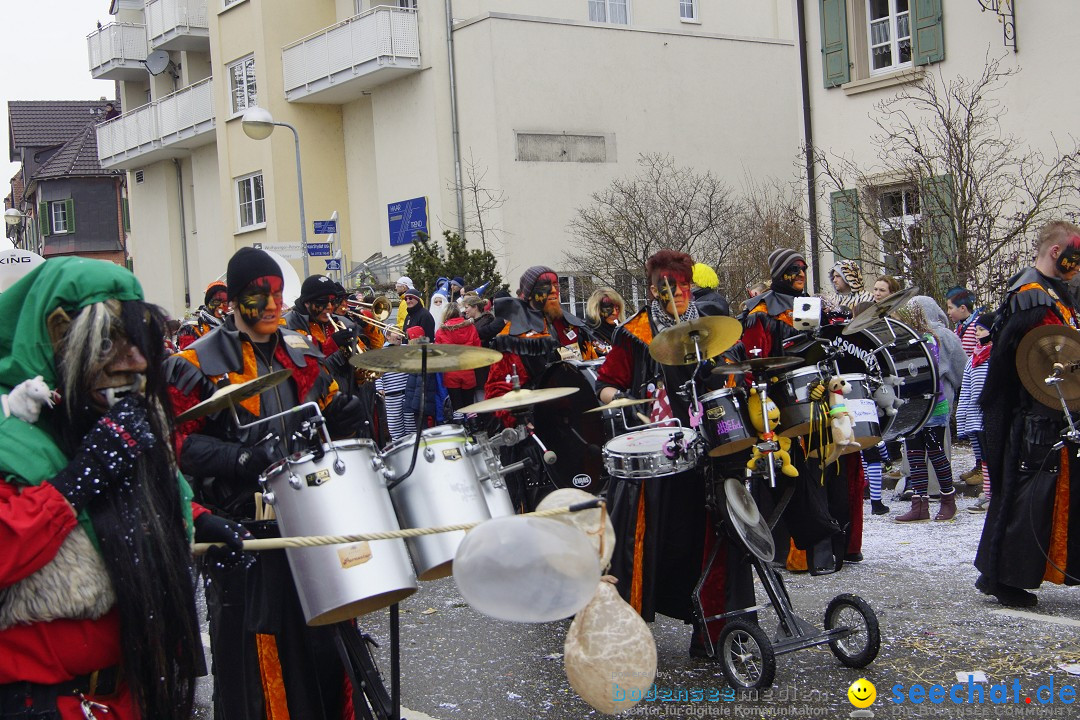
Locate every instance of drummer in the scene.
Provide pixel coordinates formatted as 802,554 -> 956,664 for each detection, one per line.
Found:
594,249 -> 754,658
165,247 -> 367,719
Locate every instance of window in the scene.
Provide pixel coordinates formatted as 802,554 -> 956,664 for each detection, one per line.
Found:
679,0 -> 697,21
867,0 -> 911,74
878,186 -> 919,275
589,0 -> 629,24
228,55 -> 257,116
558,275 -> 588,318
51,202 -> 70,234
398,0 -> 417,8
39,199 -> 75,236
236,173 -> 265,230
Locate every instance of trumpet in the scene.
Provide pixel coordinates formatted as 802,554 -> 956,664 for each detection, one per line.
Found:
347,296 -> 391,321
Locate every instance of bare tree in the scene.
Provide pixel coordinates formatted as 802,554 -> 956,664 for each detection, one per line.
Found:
448,150 -> 508,257
813,54 -> 1080,300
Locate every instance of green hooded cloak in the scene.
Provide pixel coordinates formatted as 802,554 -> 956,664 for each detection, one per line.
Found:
0,257 -> 192,547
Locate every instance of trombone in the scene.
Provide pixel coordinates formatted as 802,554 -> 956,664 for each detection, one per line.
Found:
346,296 -> 391,321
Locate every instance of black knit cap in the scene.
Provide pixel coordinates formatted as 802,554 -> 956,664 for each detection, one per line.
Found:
518,265 -> 555,298
295,274 -> 337,306
768,248 -> 806,282
226,247 -> 283,299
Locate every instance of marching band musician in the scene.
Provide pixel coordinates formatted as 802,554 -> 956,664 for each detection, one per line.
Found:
165,248 -> 366,720
976,220 -> 1080,607
594,250 -> 754,658
176,280 -> 229,350
583,287 -> 625,354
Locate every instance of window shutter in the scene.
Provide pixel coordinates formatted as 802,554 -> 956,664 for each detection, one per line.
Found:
64,199 -> 76,234
920,174 -> 955,285
122,198 -> 130,232
819,0 -> 850,88
39,202 -> 50,236
912,0 -> 945,66
830,189 -> 860,260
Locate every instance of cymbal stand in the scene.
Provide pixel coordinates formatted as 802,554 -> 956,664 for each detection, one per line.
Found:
1046,363 -> 1080,443
750,374 -> 779,488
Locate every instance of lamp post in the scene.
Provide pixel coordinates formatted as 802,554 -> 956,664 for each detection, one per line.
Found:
241,107 -> 310,277
4,209 -> 25,252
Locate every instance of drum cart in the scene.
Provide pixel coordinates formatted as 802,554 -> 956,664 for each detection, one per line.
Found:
691,372 -> 880,690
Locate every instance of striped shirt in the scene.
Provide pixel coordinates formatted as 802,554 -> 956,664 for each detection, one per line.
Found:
955,312 -> 981,359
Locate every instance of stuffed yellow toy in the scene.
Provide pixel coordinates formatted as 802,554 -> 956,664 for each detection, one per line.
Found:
745,388 -> 799,477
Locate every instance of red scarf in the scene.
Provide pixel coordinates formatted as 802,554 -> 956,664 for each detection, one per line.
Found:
971,341 -> 991,368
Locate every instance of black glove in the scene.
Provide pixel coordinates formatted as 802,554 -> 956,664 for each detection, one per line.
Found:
323,392 -> 368,439
331,328 -> 354,348
50,396 -> 156,511
194,512 -> 251,570
235,442 -> 278,484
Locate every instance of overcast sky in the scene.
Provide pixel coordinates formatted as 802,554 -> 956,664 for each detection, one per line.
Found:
3,3 -> 115,183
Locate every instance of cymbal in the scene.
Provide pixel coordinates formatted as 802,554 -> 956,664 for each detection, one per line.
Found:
584,396 -> 654,413
175,369 -> 293,423
843,285 -> 920,335
1016,324 -> 1080,410
457,387 -> 580,414
349,344 -> 502,373
648,316 -> 743,366
710,356 -> 803,376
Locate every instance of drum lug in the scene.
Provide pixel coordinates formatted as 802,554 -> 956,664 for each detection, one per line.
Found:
333,458 -> 347,475
288,473 -> 303,490
423,446 -> 436,462
262,490 -> 276,506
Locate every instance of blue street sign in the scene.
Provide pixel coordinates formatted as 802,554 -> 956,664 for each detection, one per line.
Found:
388,196 -> 428,246
313,220 -> 338,235
324,259 -> 342,271
306,242 -> 331,257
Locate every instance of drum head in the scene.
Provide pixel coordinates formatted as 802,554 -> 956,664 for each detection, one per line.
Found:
723,478 -> 774,562
533,362 -> 609,494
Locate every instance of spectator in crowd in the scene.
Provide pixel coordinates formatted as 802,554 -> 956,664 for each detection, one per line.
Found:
872,274 -> 902,302
957,311 -> 996,511
402,287 -> 435,339
394,276 -> 414,330
946,286 -> 983,358
435,302 -> 482,416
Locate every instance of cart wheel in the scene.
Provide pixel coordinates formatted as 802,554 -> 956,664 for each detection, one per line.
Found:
824,594 -> 880,668
717,619 -> 776,690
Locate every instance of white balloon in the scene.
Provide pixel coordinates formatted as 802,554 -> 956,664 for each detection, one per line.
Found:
0,249 -> 45,292
536,488 -> 616,569
454,516 -> 601,623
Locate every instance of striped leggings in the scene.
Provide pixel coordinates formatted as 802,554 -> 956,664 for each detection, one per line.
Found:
905,424 -> 954,496
861,442 -> 891,502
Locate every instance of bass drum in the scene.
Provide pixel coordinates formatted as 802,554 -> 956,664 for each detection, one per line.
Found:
814,319 -> 937,441
532,360 -> 610,495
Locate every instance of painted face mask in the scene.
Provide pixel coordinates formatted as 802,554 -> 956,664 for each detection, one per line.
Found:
781,261 -> 807,287
654,273 -> 691,316
89,300 -> 150,410
599,297 -> 617,320
236,275 -> 284,335
307,295 -> 337,323
207,291 -> 228,319
1056,237 -> 1080,276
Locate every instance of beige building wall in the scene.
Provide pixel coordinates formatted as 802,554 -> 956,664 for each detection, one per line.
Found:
802,0 -> 1080,279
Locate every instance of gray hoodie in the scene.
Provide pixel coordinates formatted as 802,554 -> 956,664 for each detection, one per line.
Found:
910,295 -> 967,405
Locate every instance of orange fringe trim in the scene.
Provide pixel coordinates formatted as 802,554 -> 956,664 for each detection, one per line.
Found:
255,633 -> 290,720
630,491 -> 646,613
1044,447 -> 1070,584
787,539 -> 807,572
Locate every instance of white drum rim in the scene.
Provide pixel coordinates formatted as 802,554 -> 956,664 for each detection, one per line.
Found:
604,427 -> 699,454
700,386 -> 741,402
261,438 -> 378,481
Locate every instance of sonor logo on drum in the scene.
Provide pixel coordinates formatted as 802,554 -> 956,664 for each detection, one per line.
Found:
306,469 -> 332,486
441,448 -> 463,461
337,542 -> 373,569
827,337 -> 880,375
572,474 -> 592,488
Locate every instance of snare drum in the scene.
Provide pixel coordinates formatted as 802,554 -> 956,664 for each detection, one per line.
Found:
770,365 -> 824,438
807,373 -> 881,458
697,387 -> 755,457
381,425 -> 492,580
260,439 -> 417,626
466,432 -> 517,518
602,426 -> 701,479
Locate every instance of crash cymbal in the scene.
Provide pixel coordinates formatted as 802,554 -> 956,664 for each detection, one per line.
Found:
843,285 -> 920,335
709,356 -> 804,376
584,396 -> 654,413
648,316 -> 743,366
175,369 -> 293,423
349,344 -> 502,373
1016,324 -> 1080,410
456,387 -> 580,414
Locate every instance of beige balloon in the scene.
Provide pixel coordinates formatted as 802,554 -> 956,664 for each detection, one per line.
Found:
565,577 -> 657,715
536,488 -> 616,569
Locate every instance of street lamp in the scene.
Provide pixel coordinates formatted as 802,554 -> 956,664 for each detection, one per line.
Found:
241,107 -> 310,276
4,209 -> 25,251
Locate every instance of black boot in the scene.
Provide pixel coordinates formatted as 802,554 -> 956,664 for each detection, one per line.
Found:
975,575 -> 1038,608
871,499 -> 890,515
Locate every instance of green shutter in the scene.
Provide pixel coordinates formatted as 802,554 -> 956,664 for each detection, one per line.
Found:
39,202 -> 50,236
122,198 -> 130,232
820,0 -> 850,88
912,0 -> 945,66
64,199 -> 76,234
920,174 -> 955,285
831,189 -> 860,260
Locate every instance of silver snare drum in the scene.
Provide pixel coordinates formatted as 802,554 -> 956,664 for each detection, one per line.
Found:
466,432 -> 517,518
381,425 -> 492,580
602,426 -> 701,479
261,439 -> 417,626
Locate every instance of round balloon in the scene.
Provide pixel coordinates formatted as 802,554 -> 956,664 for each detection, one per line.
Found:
454,516 -> 601,623
536,488 -> 616,569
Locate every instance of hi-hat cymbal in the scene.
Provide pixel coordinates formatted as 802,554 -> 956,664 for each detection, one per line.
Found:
175,369 -> 293,423
843,286 -> 920,335
584,396 -> 654,413
1016,324 -> 1080,410
710,356 -> 804,376
349,344 -> 502,373
648,316 -> 743,366
456,387 -> 580,414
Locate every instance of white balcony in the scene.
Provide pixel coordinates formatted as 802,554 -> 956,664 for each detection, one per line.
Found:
145,0 -> 210,52
282,6 -> 421,104
96,78 -> 216,169
87,22 -> 148,81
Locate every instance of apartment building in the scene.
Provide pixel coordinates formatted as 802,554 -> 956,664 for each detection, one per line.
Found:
91,0 -> 800,316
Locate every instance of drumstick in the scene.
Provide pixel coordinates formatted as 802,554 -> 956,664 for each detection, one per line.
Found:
636,412 -> 651,424
663,277 -> 682,323
254,492 -> 264,522
191,500 -> 605,555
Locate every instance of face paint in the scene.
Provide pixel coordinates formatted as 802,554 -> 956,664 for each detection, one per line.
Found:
207,291 -> 229,319
237,275 -> 284,335
652,273 -> 691,317
1056,237 -> 1080,277
307,296 -> 336,323
781,262 -> 807,291
599,298 -> 617,320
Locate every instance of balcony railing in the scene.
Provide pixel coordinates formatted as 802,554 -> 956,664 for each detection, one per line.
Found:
96,77 -> 216,169
282,5 -> 421,104
87,22 -> 148,81
145,0 -> 210,51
